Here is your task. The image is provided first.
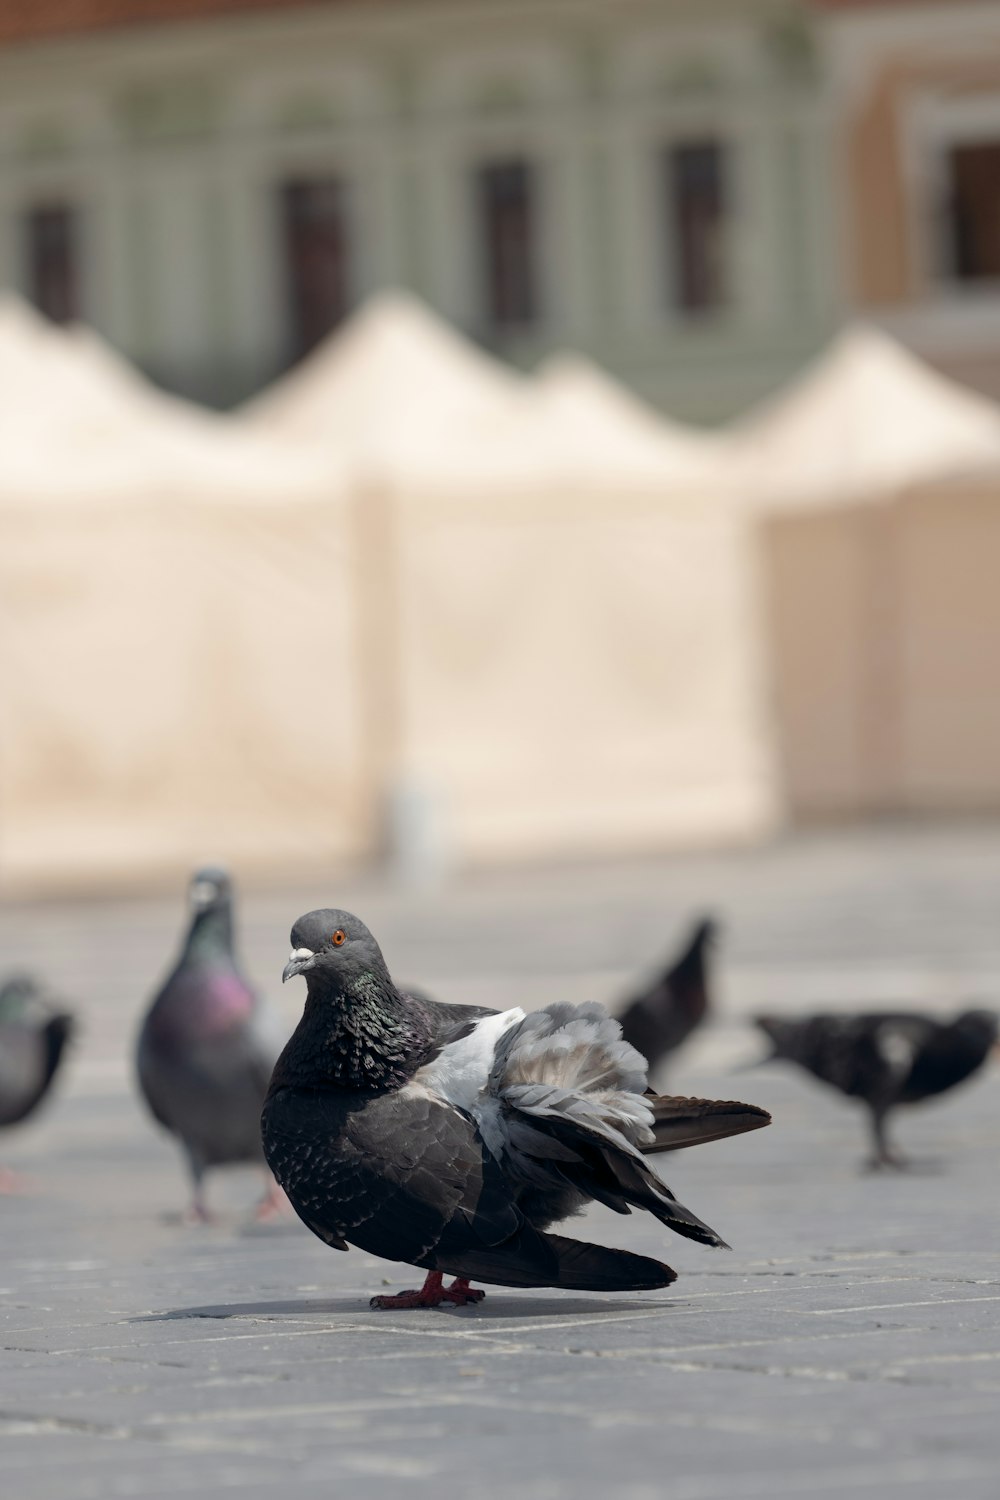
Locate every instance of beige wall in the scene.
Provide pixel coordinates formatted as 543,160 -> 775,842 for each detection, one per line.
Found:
0,476 -> 778,891
0,494 -> 370,891
388,482 -> 778,864
762,474 -> 1000,821
897,479 -> 1000,808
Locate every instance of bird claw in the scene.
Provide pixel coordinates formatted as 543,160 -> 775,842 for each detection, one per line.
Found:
863,1153 -> 908,1173
182,1200 -> 216,1226
370,1275 -> 485,1310
253,1180 -> 289,1222
0,1167 -> 34,1195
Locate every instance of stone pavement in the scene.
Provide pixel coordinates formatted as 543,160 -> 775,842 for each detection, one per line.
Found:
2,824 -> 1000,1499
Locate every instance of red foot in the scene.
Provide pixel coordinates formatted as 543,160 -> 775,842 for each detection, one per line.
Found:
370,1272 -> 486,1310
0,1167 -> 34,1195
182,1198 -> 215,1226
253,1177 -> 289,1222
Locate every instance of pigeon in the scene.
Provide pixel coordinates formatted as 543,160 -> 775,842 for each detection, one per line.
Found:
617,917 -> 716,1073
137,867 -> 286,1220
0,975 -> 74,1187
753,1009 -> 998,1168
262,909 -> 770,1309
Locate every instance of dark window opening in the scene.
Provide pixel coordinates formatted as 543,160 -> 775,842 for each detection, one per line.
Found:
947,141 -> 1000,282
281,178 -> 350,360
666,141 -> 728,314
476,159 -> 538,331
25,204 -> 79,324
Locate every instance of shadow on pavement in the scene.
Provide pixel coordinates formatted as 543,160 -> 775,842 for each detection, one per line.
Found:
138,1293 -> 673,1322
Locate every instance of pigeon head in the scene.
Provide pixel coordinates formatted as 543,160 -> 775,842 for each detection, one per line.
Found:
951,1009 -> 999,1051
753,1014 -> 804,1060
188,866 -> 232,915
282,909 -> 387,988
0,973 -> 43,1020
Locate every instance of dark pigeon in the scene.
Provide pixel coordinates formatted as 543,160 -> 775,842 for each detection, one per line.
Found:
262,909 -> 770,1309
137,867 -> 286,1219
753,1009 -> 998,1168
0,975 -> 74,1187
617,918 -> 716,1073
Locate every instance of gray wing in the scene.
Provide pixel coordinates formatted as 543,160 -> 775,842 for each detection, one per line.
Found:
0,1014 -> 73,1127
0,1022 -> 48,1126
421,997 -> 499,1051
484,1002 -> 727,1248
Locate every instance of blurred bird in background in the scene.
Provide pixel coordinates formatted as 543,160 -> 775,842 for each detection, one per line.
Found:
617,917 -> 716,1074
753,1009 -> 998,1170
136,866 -> 286,1221
0,973 -> 75,1191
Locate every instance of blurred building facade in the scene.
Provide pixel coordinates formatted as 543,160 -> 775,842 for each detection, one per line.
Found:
827,0 -> 1000,405
0,0 -> 840,420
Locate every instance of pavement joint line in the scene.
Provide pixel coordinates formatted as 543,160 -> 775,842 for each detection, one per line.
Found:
806,1294 -> 1000,1315
559,1326 -> 928,1359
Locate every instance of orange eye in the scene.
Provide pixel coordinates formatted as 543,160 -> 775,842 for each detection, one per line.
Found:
331,929 -> 346,947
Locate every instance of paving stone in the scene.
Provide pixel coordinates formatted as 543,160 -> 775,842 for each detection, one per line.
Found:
2,826 -> 1000,1498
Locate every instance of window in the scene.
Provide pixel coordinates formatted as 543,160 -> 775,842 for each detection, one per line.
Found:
281,178 -> 350,360
665,142 -> 728,314
476,159 -> 538,331
25,204 -> 79,324
946,141 -> 1000,283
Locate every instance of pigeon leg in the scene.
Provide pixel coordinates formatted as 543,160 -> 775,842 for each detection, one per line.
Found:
370,1271 -> 486,1310
183,1155 -> 214,1224
865,1108 -> 907,1171
253,1173 -> 289,1222
0,1166 -> 34,1195
183,1190 -> 214,1225
445,1277 -> 486,1306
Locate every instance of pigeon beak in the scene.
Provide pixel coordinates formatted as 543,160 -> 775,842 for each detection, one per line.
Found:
282,948 -> 316,983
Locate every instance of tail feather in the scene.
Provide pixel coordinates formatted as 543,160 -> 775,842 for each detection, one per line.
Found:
666,917 -> 716,988
42,1014 -> 75,1087
598,1147 -> 730,1249
436,1232 -> 677,1291
546,1234 -> 677,1291
644,1094 -> 771,1154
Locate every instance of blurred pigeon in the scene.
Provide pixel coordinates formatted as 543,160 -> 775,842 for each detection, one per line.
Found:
753,1009 -> 998,1169
137,867 -> 285,1220
0,975 -> 74,1188
617,917 -> 716,1072
263,908 -> 769,1309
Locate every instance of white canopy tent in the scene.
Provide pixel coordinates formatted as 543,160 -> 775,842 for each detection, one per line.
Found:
734,323 -> 1000,512
243,293 -> 777,866
531,353 -> 726,489
745,325 -> 1000,820
0,298 -> 363,892
243,289 -> 526,483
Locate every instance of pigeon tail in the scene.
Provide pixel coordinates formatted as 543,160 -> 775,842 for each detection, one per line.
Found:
666,917 -> 716,987
643,1094 -> 771,1154
434,1233 -> 677,1292
41,1014 -> 74,1087
545,1234 -> 677,1291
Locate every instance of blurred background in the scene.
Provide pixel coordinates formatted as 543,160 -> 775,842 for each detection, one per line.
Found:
4,9 -> 1000,1495
1,0 -> 1000,894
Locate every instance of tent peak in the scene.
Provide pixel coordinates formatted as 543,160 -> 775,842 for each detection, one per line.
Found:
736,320 -> 1000,508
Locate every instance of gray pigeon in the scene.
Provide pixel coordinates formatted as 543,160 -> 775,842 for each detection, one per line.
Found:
262,909 -> 770,1309
137,867 -> 285,1220
0,975 -> 74,1187
754,1009 -> 998,1169
617,917 -> 716,1073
